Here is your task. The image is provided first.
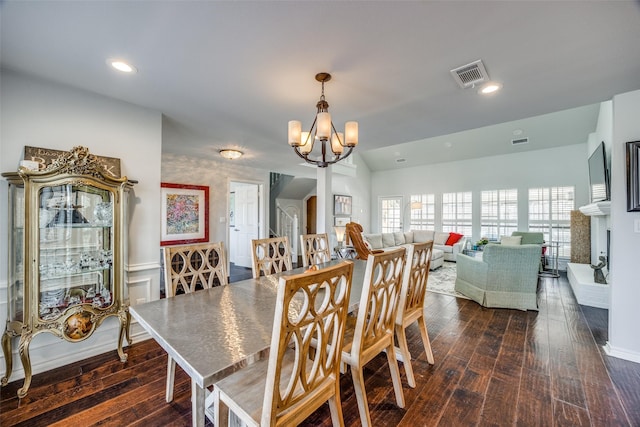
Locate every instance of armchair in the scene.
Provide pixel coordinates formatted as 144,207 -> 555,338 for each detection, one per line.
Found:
454,244 -> 541,310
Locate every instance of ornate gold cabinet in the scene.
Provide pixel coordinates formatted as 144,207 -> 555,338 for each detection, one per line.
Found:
1,146 -> 135,397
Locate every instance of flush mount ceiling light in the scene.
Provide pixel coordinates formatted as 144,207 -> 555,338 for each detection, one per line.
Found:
219,149 -> 243,160
478,82 -> 503,95
288,73 -> 358,168
107,59 -> 137,73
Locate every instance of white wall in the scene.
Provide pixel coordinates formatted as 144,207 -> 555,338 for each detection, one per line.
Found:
0,70 -> 162,381
370,144 -> 590,241
607,89 -> 640,363
586,101 -> 613,264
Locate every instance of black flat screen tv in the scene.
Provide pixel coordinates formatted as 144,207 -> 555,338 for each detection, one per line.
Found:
588,141 -> 610,203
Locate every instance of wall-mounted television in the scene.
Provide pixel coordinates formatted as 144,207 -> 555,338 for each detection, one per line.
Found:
588,141 -> 610,203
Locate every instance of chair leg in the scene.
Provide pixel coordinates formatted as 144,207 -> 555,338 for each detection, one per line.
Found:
385,342 -> 405,409
350,365 -> 372,427
418,315 -> 434,365
327,383 -> 345,427
212,386 -> 230,427
395,325 -> 416,388
166,355 -> 176,403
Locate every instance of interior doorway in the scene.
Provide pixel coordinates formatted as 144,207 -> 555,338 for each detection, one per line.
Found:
229,181 -> 260,269
306,196 -> 317,234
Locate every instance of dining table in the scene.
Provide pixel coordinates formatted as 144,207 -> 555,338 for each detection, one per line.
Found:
129,258 -> 366,427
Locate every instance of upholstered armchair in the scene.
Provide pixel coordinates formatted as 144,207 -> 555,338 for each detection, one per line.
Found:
455,244 -> 541,310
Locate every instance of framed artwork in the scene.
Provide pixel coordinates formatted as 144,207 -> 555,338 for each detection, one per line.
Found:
627,141 -> 640,212
334,194 -> 352,216
334,216 -> 351,226
161,183 -> 209,246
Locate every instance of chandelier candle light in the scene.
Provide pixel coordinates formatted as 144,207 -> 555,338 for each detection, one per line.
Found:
288,73 -> 358,168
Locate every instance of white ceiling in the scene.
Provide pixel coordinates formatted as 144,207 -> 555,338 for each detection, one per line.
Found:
2,1 -> 639,177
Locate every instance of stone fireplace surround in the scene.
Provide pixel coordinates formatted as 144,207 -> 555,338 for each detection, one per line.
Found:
567,201 -> 611,308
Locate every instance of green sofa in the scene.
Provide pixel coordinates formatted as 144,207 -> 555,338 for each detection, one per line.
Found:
454,243 -> 541,310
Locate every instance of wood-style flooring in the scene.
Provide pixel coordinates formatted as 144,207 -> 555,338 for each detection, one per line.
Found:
2,273 -> 640,426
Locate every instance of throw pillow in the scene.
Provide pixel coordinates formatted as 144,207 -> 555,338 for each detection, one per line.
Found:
382,233 -> 396,247
363,234 -> 383,249
413,229 -> 434,243
404,231 -> 414,243
393,232 -> 406,245
500,235 -> 522,246
434,232 -> 449,245
445,232 -> 464,246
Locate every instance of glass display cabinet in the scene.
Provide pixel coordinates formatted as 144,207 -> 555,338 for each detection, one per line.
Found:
1,146 -> 135,398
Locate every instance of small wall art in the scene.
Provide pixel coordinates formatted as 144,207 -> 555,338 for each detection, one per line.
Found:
334,194 -> 352,216
161,183 -> 209,246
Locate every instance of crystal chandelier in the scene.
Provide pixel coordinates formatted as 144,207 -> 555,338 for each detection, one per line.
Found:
288,73 -> 358,168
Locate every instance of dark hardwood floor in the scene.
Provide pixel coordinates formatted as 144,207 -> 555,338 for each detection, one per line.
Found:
2,273 -> 639,426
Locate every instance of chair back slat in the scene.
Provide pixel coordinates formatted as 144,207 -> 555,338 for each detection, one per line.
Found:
251,236 -> 293,278
300,233 -> 331,267
398,241 -> 433,322
262,261 -> 353,425
163,242 -> 228,296
352,248 -> 406,353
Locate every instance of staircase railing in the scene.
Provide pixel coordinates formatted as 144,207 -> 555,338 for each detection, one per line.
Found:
275,204 -> 299,258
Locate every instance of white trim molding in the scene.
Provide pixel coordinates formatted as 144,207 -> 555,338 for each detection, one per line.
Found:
604,342 -> 640,363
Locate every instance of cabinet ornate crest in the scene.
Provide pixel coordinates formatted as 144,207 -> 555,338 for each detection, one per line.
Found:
1,146 -> 135,398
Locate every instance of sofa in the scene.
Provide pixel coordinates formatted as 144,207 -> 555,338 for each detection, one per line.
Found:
454,243 -> 541,310
362,230 -> 466,262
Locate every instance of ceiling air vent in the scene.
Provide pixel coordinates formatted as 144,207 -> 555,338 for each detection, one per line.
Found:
511,137 -> 529,145
450,59 -> 489,89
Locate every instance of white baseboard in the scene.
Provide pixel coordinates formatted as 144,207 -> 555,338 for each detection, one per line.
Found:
604,342 -> 640,363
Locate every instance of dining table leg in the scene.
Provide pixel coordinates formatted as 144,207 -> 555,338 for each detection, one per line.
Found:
191,379 -> 205,426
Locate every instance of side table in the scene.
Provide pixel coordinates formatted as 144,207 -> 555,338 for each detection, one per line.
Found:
334,246 -> 357,260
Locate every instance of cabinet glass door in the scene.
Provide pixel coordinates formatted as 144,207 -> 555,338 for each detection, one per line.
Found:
38,183 -> 114,321
8,182 -> 25,323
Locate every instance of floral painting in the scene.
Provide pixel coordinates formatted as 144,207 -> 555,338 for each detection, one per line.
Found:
161,183 -> 209,246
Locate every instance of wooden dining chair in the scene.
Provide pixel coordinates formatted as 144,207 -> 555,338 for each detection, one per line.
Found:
341,247 -> 407,427
300,233 -> 331,267
394,241 -> 434,388
162,241 -> 228,403
212,261 -> 354,427
251,236 -> 293,278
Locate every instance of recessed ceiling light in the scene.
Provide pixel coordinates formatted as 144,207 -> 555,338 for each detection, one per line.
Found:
478,82 -> 502,95
108,59 -> 137,73
219,149 -> 243,160
513,129 -> 523,136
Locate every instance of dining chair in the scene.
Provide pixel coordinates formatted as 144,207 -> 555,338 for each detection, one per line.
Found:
251,236 -> 293,278
300,233 -> 331,267
162,241 -> 228,403
394,241 -> 434,388
212,261 -> 354,427
345,222 -> 372,260
341,247 -> 407,427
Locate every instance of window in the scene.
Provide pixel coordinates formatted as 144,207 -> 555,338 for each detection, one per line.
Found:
380,196 -> 402,233
481,189 -> 518,240
408,194 -> 435,230
442,192 -> 472,237
528,186 -> 574,258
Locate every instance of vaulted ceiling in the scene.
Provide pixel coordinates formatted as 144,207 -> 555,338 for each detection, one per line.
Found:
2,1 -> 639,177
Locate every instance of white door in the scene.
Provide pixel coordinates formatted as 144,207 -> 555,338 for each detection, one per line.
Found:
231,183 -> 259,268
380,196 -> 403,232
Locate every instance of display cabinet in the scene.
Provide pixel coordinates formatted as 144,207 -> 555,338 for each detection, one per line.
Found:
1,146 -> 135,398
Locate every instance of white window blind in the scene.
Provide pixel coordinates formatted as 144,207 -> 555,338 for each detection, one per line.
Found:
481,189 -> 518,240
442,191 -> 472,237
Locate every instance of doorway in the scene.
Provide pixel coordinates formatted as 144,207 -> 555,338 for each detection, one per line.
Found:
306,196 -> 317,234
229,181 -> 260,269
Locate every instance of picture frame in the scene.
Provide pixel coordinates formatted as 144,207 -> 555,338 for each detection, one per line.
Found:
626,141 -> 640,212
334,216 -> 351,226
161,183 -> 209,246
334,194 -> 352,216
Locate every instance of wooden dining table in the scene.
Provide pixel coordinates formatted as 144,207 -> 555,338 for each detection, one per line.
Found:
129,259 -> 366,427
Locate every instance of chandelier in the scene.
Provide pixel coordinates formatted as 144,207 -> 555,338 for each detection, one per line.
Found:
288,73 -> 358,168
